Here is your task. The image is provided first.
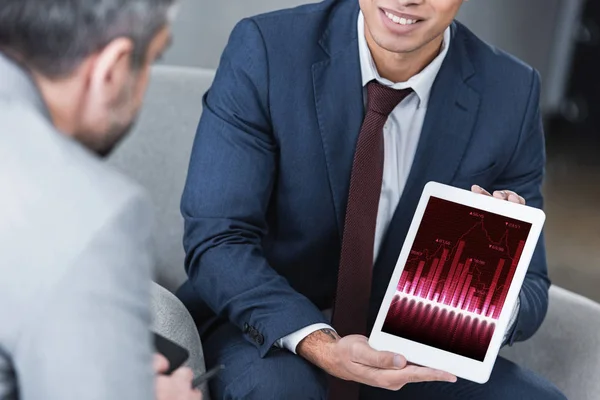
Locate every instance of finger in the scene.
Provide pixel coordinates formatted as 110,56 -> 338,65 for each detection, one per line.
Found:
399,365 -> 457,383
365,365 -> 457,389
493,190 -> 526,205
154,375 -> 169,395
153,354 -> 170,374
503,190 -> 526,205
358,351 -> 407,370
471,185 -> 491,196
350,340 -> 406,370
172,366 -> 195,382
493,190 -> 508,200
357,364 -> 456,391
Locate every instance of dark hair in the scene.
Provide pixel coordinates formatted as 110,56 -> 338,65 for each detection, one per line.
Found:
0,0 -> 177,78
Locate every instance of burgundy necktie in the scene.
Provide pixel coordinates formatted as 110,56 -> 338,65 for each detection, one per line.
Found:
329,81 -> 413,400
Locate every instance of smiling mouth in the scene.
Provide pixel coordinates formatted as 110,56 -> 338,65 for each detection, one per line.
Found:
382,10 -> 422,26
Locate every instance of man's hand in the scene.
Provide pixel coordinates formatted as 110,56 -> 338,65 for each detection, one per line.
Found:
297,329 -> 456,391
471,185 -> 526,205
154,354 -> 203,400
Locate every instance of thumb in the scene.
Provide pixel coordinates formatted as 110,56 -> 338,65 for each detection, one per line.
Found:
153,354 -> 170,374
374,351 -> 407,370
353,345 -> 407,370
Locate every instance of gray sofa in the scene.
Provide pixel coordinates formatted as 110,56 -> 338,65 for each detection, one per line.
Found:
109,65 -> 600,400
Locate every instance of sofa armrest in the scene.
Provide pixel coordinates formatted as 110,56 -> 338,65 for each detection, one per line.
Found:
150,282 -> 210,399
500,285 -> 600,400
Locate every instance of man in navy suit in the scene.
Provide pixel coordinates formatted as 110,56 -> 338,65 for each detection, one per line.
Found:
177,0 -> 566,399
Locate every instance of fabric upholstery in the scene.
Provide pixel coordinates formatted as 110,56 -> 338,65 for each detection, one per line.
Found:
501,285 -> 600,400
108,66 -> 215,292
151,283 -> 208,398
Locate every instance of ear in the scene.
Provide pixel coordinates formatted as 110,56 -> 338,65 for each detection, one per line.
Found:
87,38 -> 135,105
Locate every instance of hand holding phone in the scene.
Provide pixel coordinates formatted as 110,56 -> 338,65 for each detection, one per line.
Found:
154,333 -> 190,375
154,357 -> 203,400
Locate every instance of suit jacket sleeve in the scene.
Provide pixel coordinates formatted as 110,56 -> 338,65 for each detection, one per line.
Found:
13,192 -> 155,400
181,18 -> 328,357
491,69 -> 551,345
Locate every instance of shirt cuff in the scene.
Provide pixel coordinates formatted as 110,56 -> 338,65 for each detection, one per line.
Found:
276,323 -> 334,354
503,297 -> 521,342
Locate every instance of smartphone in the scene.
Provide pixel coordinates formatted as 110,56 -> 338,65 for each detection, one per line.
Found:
154,333 -> 190,375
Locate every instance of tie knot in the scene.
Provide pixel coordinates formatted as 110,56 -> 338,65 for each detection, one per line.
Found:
366,81 -> 413,116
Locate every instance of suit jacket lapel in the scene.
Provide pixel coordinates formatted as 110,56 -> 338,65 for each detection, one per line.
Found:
403,22 -> 480,203
312,1 -> 363,234
370,22 -> 482,315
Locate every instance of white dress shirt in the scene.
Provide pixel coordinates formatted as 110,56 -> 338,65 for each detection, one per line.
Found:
278,14 -> 517,353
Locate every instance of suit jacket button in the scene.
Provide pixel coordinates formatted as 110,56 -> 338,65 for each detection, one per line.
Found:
243,323 -> 250,333
255,334 -> 264,345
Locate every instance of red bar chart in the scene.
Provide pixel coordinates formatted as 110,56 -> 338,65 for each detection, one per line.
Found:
383,196 -> 532,361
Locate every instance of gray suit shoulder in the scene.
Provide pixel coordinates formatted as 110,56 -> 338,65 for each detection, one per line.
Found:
1,100 -> 151,230
0,102 -> 154,336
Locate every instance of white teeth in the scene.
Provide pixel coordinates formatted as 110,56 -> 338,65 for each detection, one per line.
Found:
385,11 -> 418,26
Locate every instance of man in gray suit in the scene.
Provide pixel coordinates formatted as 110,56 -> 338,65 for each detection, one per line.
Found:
0,1 -> 201,399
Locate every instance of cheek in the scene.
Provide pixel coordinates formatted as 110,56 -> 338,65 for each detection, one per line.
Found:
433,1 -> 463,22
359,0 -> 377,19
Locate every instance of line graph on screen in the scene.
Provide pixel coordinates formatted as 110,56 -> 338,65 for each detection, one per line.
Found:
383,197 -> 532,361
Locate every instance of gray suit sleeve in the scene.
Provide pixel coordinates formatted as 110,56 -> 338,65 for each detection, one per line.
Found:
12,192 -> 156,400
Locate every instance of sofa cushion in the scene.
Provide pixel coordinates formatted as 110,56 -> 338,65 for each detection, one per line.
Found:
109,66 -> 214,291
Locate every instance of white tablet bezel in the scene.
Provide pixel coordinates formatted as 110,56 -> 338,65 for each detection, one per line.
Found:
369,181 -> 546,384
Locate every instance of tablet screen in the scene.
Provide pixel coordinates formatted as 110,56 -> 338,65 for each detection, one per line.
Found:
382,196 -> 532,361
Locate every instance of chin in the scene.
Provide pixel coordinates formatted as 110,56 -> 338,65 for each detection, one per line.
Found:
374,35 -> 423,54
383,43 -> 422,54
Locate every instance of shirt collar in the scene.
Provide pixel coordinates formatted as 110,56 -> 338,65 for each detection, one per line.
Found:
358,11 -> 451,108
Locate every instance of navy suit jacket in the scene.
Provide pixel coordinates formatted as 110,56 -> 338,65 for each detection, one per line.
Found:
177,0 -> 550,357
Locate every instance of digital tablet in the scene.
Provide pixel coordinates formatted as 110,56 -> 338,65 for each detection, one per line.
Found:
369,182 -> 546,384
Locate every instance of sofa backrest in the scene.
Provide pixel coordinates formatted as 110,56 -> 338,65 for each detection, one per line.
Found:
108,66 -> 215,292
501,285 -> 600,399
